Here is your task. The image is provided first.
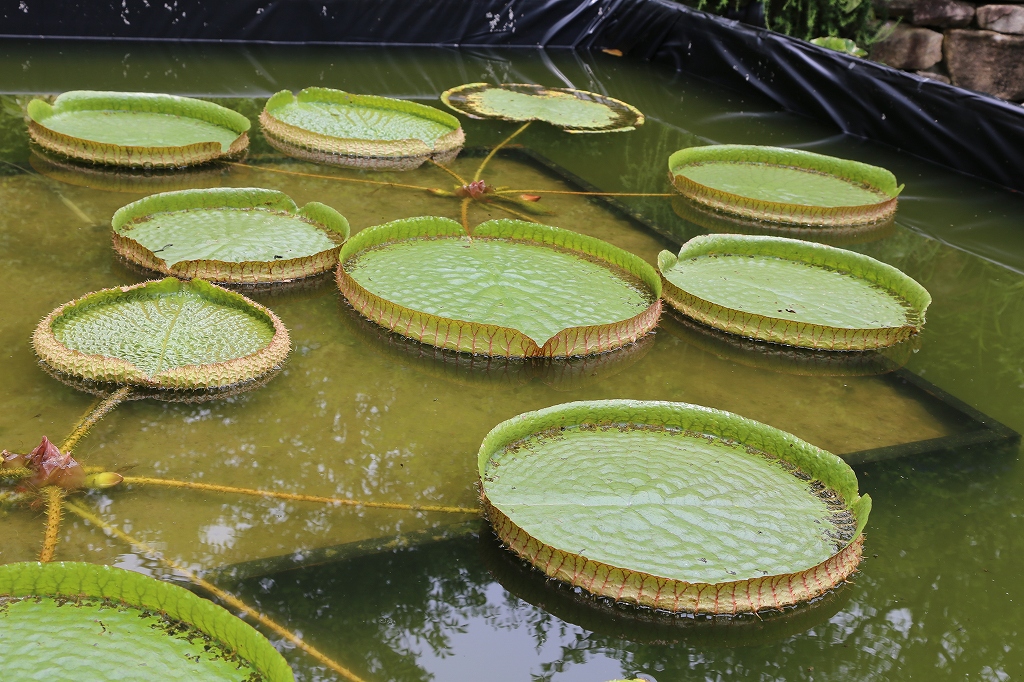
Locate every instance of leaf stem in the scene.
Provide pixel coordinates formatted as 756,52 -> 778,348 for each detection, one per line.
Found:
474,121 -> 531,182
428,159 -> 467,186
39,487 -> 65,562
491,189 -> 676,197
61,386 -> 133,455
64,501 -> 368,682
483,201 -> 541,224
120,476 -> 479,514
460,197 -> 472,237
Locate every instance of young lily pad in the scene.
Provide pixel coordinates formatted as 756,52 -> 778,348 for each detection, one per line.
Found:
336,217 -> 662,357
33,278 -> 291,391
0,561 -> 293,681
478,400 -> 872,614
27,91 -> 250,168
669,145 -> 903,226
260,87 -> 465,170
112,188 -> 350,284
658,234 -> 930,350
440,83 -> 644,133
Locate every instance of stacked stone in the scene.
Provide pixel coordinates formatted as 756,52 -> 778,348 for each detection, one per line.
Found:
869,0 -> 1024,101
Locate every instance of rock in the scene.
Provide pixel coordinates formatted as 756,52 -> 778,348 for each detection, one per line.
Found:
913,0 -> 976,27
976,4 -> 1024,33
945,29 -> 1024,99
870,23 -> 945,69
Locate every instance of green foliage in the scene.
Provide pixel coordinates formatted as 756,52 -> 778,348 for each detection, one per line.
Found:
697,0 -> 877,45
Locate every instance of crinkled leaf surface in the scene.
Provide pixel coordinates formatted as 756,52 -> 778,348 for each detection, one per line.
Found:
52,280 -> 275,376
123,208 -> 337,265
662,254 -> 912,328
42,111 -> 240,150
484,426 -> 845,583
679,162 -> 886,207
270,101 -> 454,143
346,237 -> 652,344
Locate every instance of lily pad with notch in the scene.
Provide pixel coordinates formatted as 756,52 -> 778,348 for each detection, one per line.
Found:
336,217 -> 662,358
27,91 -> 250,168
658,234 -> 930,351
112,188 -> 350,285
478,399 -> 872,614
669,145 -> 902,226
0,561 -> 293,681
33,278 -> 290,393
441,83 -> 644,133
259,87 -> 465,170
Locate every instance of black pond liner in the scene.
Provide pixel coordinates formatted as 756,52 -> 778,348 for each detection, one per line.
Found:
2,0 -> 1024,192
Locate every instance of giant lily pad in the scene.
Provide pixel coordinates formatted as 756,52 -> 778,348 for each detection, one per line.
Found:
33,278 -> 290,391
260,87 -> 465,170
658,234 -> 930,350
336,217 -> 662,357
0,561 -> 293,681
27,91 -> 250,168
478,400 -> 871,614
441,83 -> 644,133
112,188 -> 350,284
669,145 -> 902,226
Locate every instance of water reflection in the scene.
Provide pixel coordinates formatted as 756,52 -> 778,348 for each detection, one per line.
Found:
29,146 -> 231,193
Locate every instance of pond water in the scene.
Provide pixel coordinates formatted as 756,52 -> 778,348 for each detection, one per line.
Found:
1,41 -> 1023,681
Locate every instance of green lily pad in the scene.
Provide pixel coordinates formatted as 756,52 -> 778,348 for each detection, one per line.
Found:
669,145 -> 902,226
0,561 -> 293,681
112,188 -> 349,284
658,234 -> 930,350
440,83 -> 644,133
478,400 -> 871,614
33,278 -> 291,391
260,87 -> 464,170
27,91 -> 250,168
337,217 -> 662,357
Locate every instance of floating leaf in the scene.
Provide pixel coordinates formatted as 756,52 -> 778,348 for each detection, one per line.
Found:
669,145 -> 902,226
658,234 -> 930,350
478,399 -> 871,614
26,91 -> 250,168
337,217 -> 661,357
112,188 -> 350,284
260,87 -> 464,170
0,561 -> 293,681
810,36 -> 868,57
441,83 -> 644,133
33,278 -> 291,391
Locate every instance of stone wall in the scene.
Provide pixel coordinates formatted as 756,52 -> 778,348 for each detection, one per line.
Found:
870,0 -> 1024,100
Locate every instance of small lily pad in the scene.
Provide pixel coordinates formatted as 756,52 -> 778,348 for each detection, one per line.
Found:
669,145 -> 902,226
337,217 -> 661,357
33,278 -> 291,391
658,234 -> 930,350
478,400 -> 871,614
441,83 -> 644,133
27,91 -> 250,168
0,561 -> 293,681
260,87 -> 464,170
112,188 -> 350,284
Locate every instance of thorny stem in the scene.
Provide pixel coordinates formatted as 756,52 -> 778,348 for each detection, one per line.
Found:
61,386 -> 134,455
64,501 -> 368,682
228,161 -> 435,193
483,200 -> 541,224
428,159 -> 467,186
491,189 -> 676,198
39,487 -> 65,563
120,476 -> 480,514
460,197 -> 472,236
474,121 -> 531,182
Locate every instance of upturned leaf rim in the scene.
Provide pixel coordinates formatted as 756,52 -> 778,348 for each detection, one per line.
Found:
259,87 -> 465,169
0,561 -> 293,681
440,82 -> 645,133
27,91 -> 251,168
336,216 -> 662,358
668,145 -> 903,226
33,278 -> 291,391
477,399 -> 871,614
658,234 -> 931,351
112,187 -> 350,284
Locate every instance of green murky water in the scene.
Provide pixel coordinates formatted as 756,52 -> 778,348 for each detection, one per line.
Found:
1,42 -> 1022,682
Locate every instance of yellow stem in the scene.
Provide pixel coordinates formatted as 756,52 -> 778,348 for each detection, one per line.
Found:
228,161 -> 433,193
460,197 -> 472,236
428,159 -> 467,186
492,189 -> 676,197
484,201 -> 540,224
61,386 -> 133,455
474,121 -> 531,182
0,467 -> 32,482
121,476 -> 479,514
64,501 -> 367,682
39,487 -> 65,562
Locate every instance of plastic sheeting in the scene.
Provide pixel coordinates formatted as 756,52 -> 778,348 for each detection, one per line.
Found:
2,0 -> 1024,192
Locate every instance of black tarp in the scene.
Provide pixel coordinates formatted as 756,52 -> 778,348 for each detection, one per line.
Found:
2,0 -> 1023,193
